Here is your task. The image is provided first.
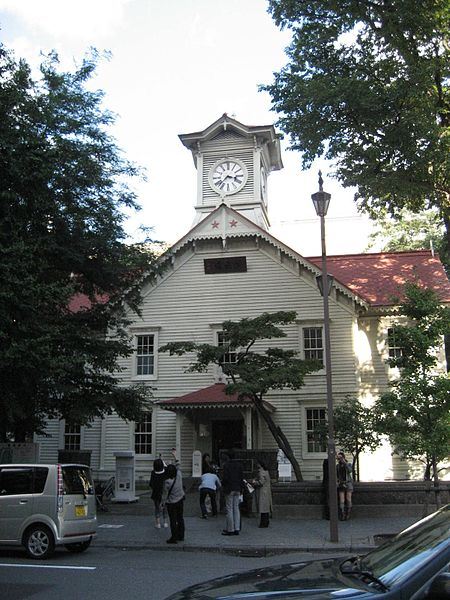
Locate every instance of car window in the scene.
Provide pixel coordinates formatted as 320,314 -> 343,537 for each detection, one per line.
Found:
364,506 -> 450,588
62,466 -> 94,495
33,467 -> 48,493
0,467 -> 33,495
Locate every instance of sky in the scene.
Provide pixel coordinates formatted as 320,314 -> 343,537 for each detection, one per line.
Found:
0,0 -> 375,256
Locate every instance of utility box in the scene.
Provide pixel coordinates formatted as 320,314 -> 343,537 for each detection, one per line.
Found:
112,451 -> 138,503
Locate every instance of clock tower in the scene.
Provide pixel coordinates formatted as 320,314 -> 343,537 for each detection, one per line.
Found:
179,114 -> 283,231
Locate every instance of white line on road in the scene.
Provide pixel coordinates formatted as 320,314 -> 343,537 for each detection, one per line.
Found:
0,563 -> 96,570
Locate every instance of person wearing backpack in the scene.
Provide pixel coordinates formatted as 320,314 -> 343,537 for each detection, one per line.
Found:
163,450 -> 185,544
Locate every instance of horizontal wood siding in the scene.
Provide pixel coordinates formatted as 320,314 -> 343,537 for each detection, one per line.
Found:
35,421 -> 60,463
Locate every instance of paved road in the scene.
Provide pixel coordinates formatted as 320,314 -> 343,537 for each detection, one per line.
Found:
0,545 -> 346,600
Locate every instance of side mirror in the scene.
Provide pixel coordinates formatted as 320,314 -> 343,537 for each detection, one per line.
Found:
426,572 -> 450,599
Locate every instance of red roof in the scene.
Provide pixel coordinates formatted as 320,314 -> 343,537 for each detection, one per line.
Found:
307,250 -> 450,307
67,293 -> 109,313
159,383 -> 255,410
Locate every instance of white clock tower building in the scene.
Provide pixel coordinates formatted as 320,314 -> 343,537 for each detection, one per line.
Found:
179,114 -> 283,231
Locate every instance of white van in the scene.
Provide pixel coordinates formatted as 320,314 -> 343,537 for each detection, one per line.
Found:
0,463 -> 97,559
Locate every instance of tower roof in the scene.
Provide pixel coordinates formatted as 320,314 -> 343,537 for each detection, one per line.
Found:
179,113 -> 283,171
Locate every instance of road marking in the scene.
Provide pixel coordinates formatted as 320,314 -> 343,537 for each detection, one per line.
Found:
0,563 -> 96,570
98,524 -> 124,528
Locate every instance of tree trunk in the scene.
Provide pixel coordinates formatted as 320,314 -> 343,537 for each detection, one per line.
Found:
250,393 -> 304,481
423,460 -> 432,517
432,455 -> 442,509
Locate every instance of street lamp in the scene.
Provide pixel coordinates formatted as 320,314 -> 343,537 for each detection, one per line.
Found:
311,171 -> 339,543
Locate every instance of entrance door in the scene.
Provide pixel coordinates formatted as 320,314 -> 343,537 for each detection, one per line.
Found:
211,420 -> 243,463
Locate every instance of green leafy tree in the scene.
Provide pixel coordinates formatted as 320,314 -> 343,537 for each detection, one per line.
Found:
160,311 -> 322,481
0,44 -> 158,441
313,396 -> 381,480
333,396 -> 381,481
262,1 -> 450,263
373,283 -> 450,502
366,207 -> 447,263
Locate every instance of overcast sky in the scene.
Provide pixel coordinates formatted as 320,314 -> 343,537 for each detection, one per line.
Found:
0,0 -> 374,256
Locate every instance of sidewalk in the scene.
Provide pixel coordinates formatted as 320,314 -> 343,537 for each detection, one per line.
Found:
94,491 -> 418,555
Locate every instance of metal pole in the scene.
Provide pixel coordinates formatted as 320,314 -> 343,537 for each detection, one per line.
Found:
320,214 -> 339,543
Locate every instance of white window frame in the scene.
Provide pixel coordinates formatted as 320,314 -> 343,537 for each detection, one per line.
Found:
302,406 -> 327,458
299,322 -> 325,373
131,328 -> 160,381
59,420 -> 85,450
216,330 -> 238,366
387,327 -> 403,360
134,412 -> 154,458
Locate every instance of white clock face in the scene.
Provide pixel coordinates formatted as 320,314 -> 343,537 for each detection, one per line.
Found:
209,158 -> 247,195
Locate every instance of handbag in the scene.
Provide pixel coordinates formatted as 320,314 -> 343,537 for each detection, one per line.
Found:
244,479 -> 255,495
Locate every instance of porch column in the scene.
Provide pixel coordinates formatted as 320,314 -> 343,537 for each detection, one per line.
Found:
245,407 -> 252,449
176,412 -> 183,458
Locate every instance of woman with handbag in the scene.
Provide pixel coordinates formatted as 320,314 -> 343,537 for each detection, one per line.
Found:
163,450 -> 185,544
252,460 -> 272,528
336,451 -> 353,520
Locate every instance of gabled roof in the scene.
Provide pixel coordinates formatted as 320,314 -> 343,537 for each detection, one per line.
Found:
307,251 -> 450,307
158,383 -> 275,411
178,113 -> 283,171
164,203 -> 368,308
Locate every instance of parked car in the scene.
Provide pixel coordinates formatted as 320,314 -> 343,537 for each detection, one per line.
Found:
0,463 -> 97,559
165,504 -> 450,599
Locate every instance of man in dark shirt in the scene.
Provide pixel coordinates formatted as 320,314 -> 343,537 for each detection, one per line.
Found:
221,450 -> 243,535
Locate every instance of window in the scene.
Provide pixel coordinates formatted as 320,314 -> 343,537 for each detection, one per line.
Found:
305,408 -> 327,453
204,257 -> 247,274
62,465 -> 94,495
217,331 -> 237,365
135,414 -> 152,455
0,467 -> 33,495
136,334 -> 155,376
64,424 -> 81,451
34,468 -> 48,494
303,327 -> 324,364
387,327 -> 403,359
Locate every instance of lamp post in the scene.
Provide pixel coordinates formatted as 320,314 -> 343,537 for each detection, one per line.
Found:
311,171 -> 339,543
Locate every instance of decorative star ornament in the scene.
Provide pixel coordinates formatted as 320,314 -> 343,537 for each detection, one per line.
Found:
211,220 -> 220,229
229,219 -> 238,228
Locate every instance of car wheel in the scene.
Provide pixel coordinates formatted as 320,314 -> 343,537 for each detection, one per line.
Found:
24,525 -> 55,559
65,539 -> 92,553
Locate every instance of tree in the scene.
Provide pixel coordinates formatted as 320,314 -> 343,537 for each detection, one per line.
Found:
314,396 -> 381,480
160,311 -> 322,481
262,1 -> 450,262
373,283 -> 450,503
0,44 -> 158,441
333,396 -> 381,481
366,207 -> 447,267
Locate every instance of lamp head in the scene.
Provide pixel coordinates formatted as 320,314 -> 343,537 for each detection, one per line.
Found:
311,170 -> 331,217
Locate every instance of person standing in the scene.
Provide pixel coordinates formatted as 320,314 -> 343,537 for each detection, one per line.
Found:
252,460 -> 272,528
336,451 -> 354,520
149,457 -> 168,529
221,450 -> 243,536
199,468 -> 221,518
163,450 -> 185,543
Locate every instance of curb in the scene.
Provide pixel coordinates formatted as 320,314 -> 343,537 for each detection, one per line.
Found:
93,540 -> 376,556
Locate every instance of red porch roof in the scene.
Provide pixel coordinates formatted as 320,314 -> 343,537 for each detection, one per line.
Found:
307,250 -> 450,307
158,383 -> 274,411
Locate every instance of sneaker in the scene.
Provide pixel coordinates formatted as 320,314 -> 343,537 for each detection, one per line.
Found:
221,530 -> 234,536
163,522 -> 169,528
166,538 -> 177,544
201,515 -> 208,519
155,523 -> 161,529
